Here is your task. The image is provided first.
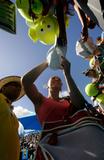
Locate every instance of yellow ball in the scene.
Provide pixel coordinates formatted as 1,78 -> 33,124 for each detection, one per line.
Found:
85,83 -> 99,96
96,94 -> 104,104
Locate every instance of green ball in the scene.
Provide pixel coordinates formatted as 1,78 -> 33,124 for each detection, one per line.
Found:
32,0 -> 43,15
96,94 -> 104,104
85,83 -> 99,96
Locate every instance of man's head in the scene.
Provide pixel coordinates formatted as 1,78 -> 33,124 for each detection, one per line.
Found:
47,76 -> 62,94
0,76 -> 24,102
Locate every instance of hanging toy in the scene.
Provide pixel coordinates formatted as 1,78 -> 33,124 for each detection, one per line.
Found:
16,0 -> 43,22
16,0 -> 70,45
27,14 -> 69,45
16,0 -> 59,44
27,15 -> 59,45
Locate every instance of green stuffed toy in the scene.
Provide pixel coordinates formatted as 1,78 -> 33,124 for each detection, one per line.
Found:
28,14 -> 69,45
16,0 -> 69,45
27,15 -> 59,45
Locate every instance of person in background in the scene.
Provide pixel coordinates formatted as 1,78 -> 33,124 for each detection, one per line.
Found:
0,76 -> 24,160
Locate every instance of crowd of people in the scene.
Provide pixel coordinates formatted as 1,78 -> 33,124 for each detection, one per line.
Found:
19,131 -> 41,160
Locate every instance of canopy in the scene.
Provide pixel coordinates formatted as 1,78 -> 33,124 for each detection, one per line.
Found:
19,115 -> 42,131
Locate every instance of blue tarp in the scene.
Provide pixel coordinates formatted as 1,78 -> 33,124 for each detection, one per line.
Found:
19,115 -> 42,131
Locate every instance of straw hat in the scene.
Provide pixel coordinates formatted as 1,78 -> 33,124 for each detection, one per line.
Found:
0,76 -> 24,101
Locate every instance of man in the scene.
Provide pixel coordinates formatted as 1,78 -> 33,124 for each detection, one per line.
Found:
22,56 -> 86,126
0,76 -> 24,160
22,57 -> 104,160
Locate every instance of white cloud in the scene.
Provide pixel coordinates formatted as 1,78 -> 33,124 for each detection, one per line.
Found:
13,106 -> 35,118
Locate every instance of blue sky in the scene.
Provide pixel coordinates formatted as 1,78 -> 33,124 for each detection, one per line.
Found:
0,4 -> 102,117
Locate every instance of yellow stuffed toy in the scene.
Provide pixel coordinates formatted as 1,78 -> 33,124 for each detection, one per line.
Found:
27,15 -> 59,45
16,0 -> 69,45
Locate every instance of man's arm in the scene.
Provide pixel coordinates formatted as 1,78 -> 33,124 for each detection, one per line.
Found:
21,61 -> 48,111
56,0 -> 67,46
61,56 -> 86,109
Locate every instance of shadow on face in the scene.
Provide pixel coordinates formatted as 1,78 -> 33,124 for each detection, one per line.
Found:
47,76 -> 62,92
0,82 -> 21,102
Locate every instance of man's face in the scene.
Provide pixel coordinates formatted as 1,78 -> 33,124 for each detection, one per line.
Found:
48,76 -> 62,92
